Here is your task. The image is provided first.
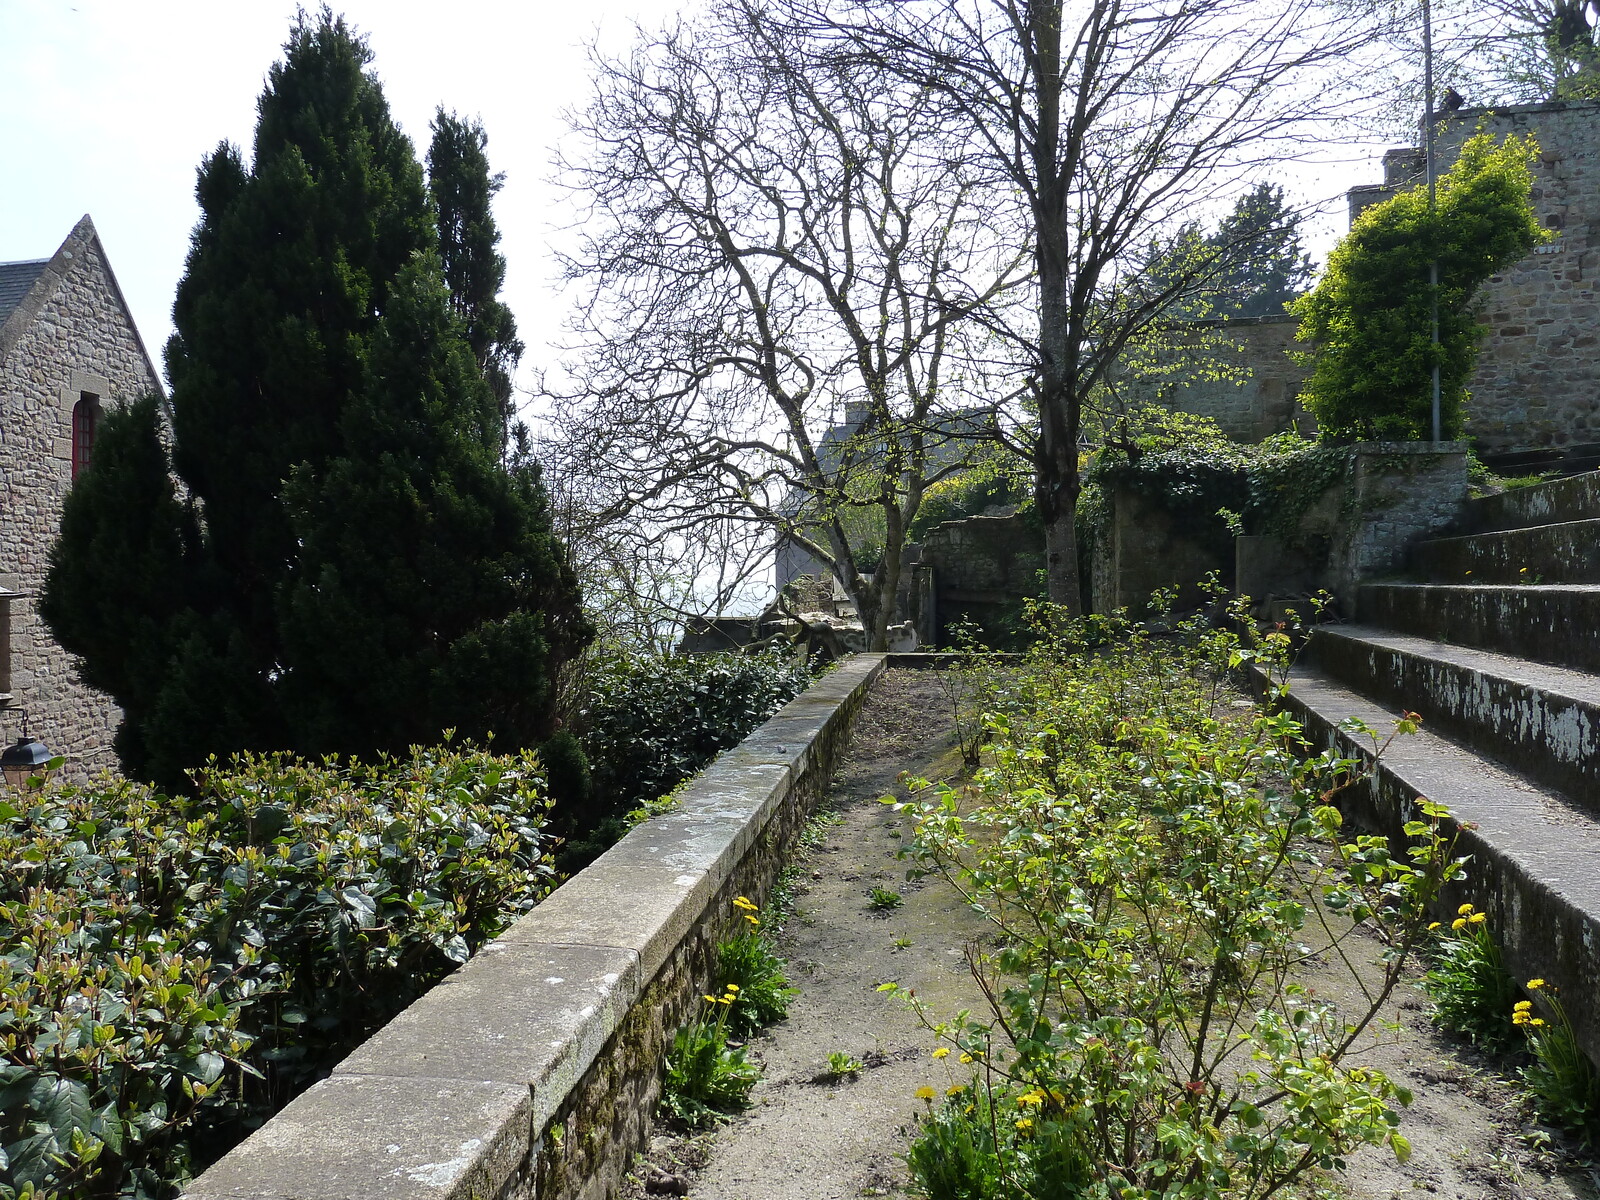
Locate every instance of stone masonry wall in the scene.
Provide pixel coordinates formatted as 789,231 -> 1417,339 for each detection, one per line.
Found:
0,221 -> 159,776
1349,101 -> 1600,457
1147,316 -> 1310,442
185,655 -> 887,1200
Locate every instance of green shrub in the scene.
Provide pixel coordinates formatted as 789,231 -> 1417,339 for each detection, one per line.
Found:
0,745 -> 554,1199
1421,904 -> 1519,1053
1292,133 -> 1548,442
579,649 -> 810,825
891,602 -> 1460,1197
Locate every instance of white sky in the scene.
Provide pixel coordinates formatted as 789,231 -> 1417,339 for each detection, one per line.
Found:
0,0 -> 1401,407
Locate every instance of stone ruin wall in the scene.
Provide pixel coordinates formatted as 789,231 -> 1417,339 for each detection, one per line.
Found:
1349,100 -> 1600,457
0,232 -> 160,776
1157,100 -> 1600,456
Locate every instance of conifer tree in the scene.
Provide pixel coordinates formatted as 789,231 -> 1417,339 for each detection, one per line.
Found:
428,109 -> 524,435
44,11 -> 589,786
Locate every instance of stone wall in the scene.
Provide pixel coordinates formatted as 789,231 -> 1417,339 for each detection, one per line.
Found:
0,216 -> 160,776
1348,100 -> 1600,457
1137,316 -> 1310,442
1091,489 -> 1233,615
185,654 -> 886,1200
906,512 -> 1044,646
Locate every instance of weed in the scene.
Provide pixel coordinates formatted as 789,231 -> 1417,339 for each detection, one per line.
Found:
1518,980 -> 1600,1146
1422,904 -> 1520,1052
868,887 -> 903,912
826,1051 -> 863,1080
659,983 -> 761,1128
893,934 -> 913,950
717,898 -> 796,1035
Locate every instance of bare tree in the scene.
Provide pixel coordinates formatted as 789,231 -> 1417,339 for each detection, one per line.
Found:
785,0 -> 1401,612
547,0 -> 1032,651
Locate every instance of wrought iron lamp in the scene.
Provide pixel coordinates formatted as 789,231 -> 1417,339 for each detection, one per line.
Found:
1,715 -> 52,789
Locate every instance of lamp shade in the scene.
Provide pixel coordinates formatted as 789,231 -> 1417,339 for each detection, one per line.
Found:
0,735 -> 52,789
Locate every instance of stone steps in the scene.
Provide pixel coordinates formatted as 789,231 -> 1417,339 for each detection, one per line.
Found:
1357,581 -> 1600,673
1464,471 -> 1600,534
1307,624 -> 1600,807
1275,662 -> 1600,1064
1408,518 -> 1600,585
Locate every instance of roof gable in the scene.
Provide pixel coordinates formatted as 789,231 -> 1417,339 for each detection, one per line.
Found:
0,215 -> 161,390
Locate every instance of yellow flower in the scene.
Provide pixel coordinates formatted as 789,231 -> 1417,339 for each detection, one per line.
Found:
1514,1011 -> 1529,1025
1470,912 -> 1487,924
1531,1017 -> 1546,1026
1458,903 -> 1475,916
703,995 -> 719,1003
1451,918 -> 1467,931
1428,922 -> 1441,930
726,983 -> 740,992
744,914 -> 760,926
946,1085 -> 963,1096
1528,978 -> 1546,990
1514,1000 -> 1532,1012
932,1047 -> 950,1059
733,896 -> 758,911
719,996 -> 733,1005
1017,1089 -> 1045,1107
1015,1118 -> 1034,1132
916,1086 -> 936,1101
959,1053 -> 974,1064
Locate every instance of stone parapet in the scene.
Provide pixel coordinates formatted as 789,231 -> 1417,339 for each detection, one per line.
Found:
184,653 -> 888,1200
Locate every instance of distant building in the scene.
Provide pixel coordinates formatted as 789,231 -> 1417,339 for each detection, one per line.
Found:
0,214 -> 161,776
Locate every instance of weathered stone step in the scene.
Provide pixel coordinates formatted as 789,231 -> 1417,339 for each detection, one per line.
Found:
1308,624 -> 1600,807
1358,581 -> 1600,673
1274,662 -> 1600,1067
1465,471 -> 1600,534
1408,518 -> 1600,585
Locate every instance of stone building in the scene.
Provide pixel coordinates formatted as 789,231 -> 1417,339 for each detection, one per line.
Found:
0,214 -> 161,776
1348,99 -> 1600,461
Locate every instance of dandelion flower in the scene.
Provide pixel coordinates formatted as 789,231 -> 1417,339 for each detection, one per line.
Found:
726,984 -> 740,992
703,995 -> 719,1003
1428,922 -> 1441,930
946,1086 -> 963,1096
1514,1000 -> 1532,1012
959,1053 -> 974,1064
1528,978 -> 1546,990
916,1086 -> 936,1101
1470,912 -> 1487,924
1531,1017 -> 1546,1026
1458,903 -> 1475,916
1451,918 -> 1467,931
932,1047 -> 950,1059
1015,1118 -> 1034,1132
733,896 -> 758,911
744,914 -> 760,926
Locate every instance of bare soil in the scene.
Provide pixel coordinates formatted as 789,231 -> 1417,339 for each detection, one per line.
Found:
622,668 -> 1598,1200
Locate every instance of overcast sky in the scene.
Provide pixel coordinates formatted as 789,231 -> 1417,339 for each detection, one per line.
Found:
1,0 -> 1396,408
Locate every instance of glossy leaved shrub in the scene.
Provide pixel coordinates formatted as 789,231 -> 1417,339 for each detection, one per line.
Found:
0,745 -> 554,1200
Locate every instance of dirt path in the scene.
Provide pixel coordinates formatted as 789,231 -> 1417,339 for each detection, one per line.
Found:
624,668 -> 1597,1200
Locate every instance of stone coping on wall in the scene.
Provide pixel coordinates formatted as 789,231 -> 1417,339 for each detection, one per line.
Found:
184,653 -> 888,1200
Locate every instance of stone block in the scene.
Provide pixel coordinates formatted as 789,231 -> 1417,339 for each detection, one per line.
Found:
334,940 -> 640,1132
185,1075 -> 533,1200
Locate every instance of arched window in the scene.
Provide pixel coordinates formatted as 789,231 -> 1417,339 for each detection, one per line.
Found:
72,395 -> 98,480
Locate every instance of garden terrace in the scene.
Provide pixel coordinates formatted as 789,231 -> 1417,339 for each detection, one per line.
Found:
184,655 -> 884,1200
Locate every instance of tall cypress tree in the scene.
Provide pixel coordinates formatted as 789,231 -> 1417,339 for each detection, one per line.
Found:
428,109 -> 524,435
44,11 -> 589,786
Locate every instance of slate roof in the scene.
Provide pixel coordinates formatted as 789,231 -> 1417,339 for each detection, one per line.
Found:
0,259 -> 49,328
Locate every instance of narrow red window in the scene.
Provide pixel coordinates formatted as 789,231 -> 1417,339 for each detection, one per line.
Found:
72,395 -> 97,480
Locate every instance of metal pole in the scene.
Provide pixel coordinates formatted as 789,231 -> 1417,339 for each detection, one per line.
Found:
1424,0 -> 1442,444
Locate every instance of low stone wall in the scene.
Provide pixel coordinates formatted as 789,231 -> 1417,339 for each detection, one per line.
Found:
185,654 -> 887,1200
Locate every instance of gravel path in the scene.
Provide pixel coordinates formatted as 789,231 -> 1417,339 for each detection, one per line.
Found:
623,668 -> 1598,1200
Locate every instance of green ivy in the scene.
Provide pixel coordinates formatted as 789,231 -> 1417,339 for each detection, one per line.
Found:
1292,132 -> 1548,442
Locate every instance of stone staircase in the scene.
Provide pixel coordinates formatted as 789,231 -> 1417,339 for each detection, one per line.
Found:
1276,472 -> 1600,1059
